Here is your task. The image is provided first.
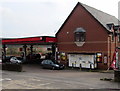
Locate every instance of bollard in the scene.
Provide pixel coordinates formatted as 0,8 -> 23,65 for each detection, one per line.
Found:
90,64 -> 92,71
75,61 -> 76,67
72,63 -> 74,69
79,64 -> 82,71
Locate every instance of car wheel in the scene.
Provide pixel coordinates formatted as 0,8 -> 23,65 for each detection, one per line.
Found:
52,66 -> 55,70
42,66 -> 45,69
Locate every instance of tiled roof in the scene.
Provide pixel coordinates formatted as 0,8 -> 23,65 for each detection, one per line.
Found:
81,2 -> 119,31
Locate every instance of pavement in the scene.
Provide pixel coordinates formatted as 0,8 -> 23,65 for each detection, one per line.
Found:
1,64 -> 120,89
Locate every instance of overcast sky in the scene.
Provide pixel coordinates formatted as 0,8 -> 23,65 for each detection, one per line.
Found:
0,0 -> 120,38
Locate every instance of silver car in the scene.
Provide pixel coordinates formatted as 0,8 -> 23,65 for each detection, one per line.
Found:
10,57 -> 22,64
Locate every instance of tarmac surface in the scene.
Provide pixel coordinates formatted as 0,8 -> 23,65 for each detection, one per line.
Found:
1,64 -> 120,89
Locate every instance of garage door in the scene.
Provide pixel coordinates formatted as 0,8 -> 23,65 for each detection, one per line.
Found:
68,54 -> 97,69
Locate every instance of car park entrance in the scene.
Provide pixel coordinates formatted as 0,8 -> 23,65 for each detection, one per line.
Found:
2,36 -> 57,64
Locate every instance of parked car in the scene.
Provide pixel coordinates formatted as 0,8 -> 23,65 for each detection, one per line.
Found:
10,57 -> 23,64
26,53 -> 41,63
41,60 -> 64,70
2,56 -> 15,63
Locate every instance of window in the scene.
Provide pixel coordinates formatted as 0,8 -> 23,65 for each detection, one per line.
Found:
74,28 -> 86,42
110,25 -> 120,42
112,33 -> 114,42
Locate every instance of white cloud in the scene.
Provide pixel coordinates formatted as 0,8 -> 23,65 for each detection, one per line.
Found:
0,7 -> 14,18
0,7 -> 14,38
0,6 -> 20,26
1,1 -> 73,38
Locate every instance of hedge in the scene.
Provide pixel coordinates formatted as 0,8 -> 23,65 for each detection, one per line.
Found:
2,63 -> 22,72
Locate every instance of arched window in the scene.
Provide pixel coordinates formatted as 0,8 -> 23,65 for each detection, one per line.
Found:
74,28 -> 86,42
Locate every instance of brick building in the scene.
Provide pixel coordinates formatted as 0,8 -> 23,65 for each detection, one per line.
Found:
56,2 -> 120,69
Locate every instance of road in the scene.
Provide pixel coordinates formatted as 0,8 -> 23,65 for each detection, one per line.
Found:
1,64 -> 120,89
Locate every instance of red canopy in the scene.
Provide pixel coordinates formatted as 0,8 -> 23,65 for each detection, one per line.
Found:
2,36 -> 57,45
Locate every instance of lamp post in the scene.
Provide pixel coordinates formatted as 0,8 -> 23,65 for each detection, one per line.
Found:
118,47 -> 120,70
114,25 -> 120,82
114,25 -> 120,70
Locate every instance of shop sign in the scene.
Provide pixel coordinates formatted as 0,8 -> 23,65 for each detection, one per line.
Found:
96,53 -> 102,63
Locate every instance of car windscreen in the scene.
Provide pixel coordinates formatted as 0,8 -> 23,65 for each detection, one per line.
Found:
47,60 -> 54,64
52,60 -> 59,64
